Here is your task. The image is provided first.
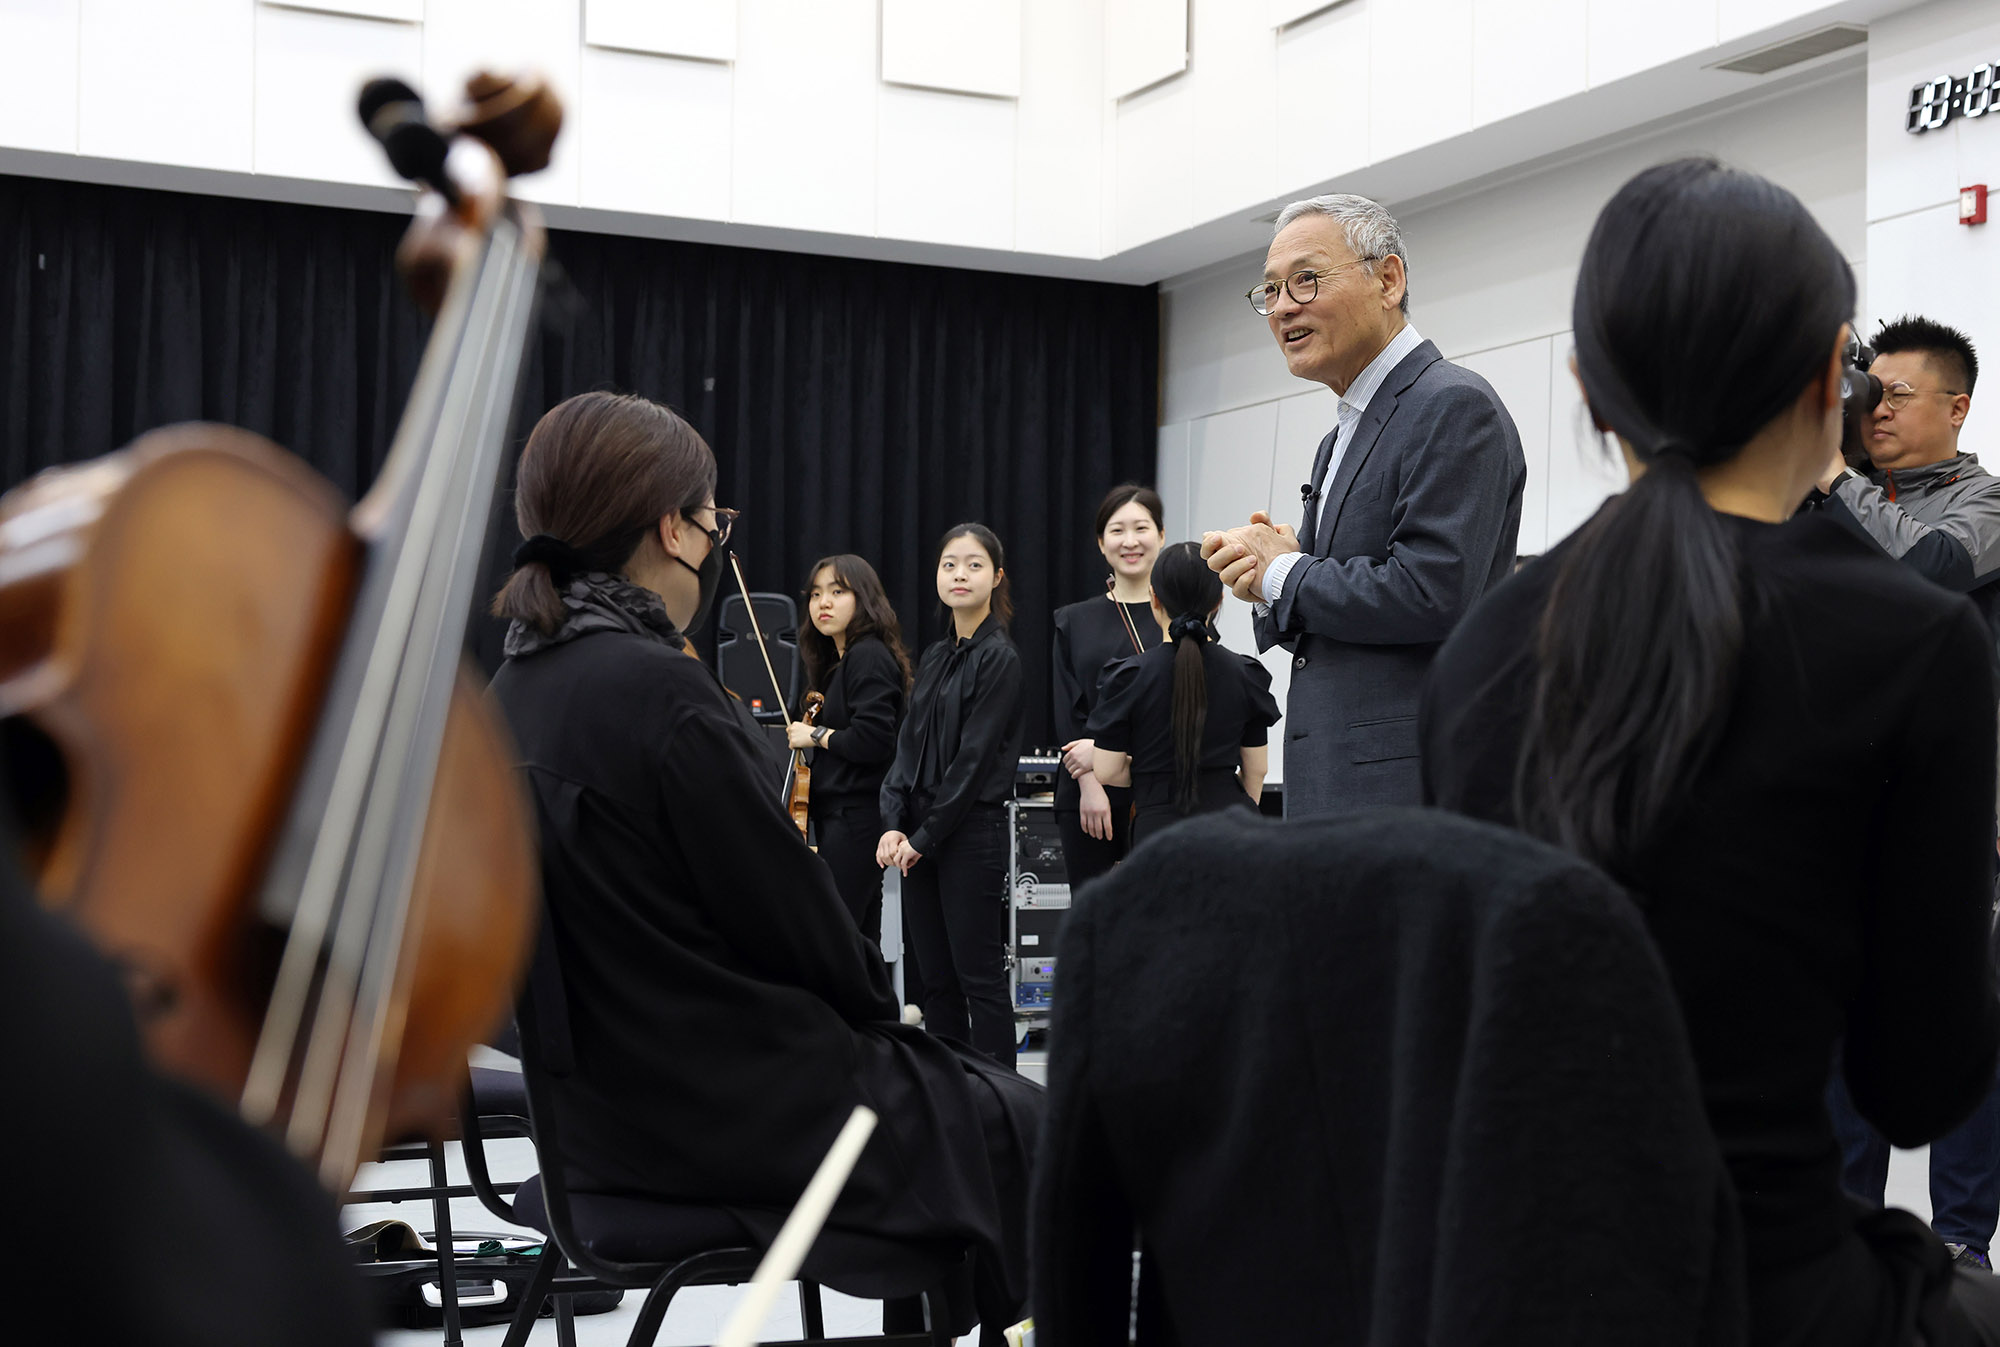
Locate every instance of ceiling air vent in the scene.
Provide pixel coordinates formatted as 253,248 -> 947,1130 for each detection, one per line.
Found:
1711,23 -> 1866,76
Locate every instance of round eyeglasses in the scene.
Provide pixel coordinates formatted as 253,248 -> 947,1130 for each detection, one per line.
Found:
1880,382 -> 1964,413
1246,258 -> 1378,315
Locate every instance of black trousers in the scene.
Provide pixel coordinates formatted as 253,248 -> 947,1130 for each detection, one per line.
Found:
901,804 -> 1014,1070
1055,783 -> 1134,891
813,795 -> 886,948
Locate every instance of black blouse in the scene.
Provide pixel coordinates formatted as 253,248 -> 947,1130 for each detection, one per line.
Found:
880,614 -> 1024,855
1086,642 -> 1281,811
809,635 -> 906,804
1051,595 -> 1160,809
1420,506 -> 1999,1344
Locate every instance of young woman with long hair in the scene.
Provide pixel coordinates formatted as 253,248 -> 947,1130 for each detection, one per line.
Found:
1086,542 -> 1279,848
878,524 -> 1025,1070
787,554 -> 912,946
1421,161 -> 2000,1344
1051,484 -> 1165,885
486,394 -> 1038,1333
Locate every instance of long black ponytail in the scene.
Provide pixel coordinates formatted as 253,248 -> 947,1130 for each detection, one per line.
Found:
1151,542 -> 1223,816
1519,157 -> 1855,868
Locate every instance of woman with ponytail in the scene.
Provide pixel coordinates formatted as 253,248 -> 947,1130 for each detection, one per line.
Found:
1422,161 -> 2000,1344
488,395 -> 1038,1337
1086,542 -> 1279,849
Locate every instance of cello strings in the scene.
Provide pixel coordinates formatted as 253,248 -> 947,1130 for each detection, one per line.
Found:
321,238 -> 538,1186
240,234 -> 478,1130
289,221 -> 527,1167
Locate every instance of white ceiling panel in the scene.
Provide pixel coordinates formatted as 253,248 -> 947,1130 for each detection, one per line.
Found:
585,0 -> 737,63
882,0 -> 1021,98
1105,0 -> 1186,100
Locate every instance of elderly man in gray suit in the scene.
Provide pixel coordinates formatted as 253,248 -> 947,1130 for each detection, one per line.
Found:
1204,195 -> 1524,818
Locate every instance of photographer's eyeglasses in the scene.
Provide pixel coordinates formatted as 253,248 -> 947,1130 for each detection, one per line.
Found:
1245,258 -> 1378,315
1880,382 -> 1964,413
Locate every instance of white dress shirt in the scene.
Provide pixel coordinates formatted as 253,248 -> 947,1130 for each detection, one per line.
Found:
1257,322 -> 1426,611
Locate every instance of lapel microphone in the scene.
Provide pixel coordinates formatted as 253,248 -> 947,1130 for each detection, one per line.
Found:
1301,482 -> 1321,503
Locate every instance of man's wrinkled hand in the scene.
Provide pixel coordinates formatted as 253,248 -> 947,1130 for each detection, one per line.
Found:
1203,511 -> 1301,603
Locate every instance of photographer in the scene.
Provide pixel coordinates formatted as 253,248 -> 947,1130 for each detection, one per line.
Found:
1817,318 -> 1993,608
1814,317 -> 2000,1273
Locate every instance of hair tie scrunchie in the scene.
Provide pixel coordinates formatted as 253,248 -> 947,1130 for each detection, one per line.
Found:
513,533 -> 584,579
1167,613 -> 1211,644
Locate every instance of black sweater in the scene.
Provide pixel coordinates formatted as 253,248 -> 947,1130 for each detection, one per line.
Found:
808,635 -> 906,806
1032,808 -> 1743,1346
1050,596 -> 1159,811
488,628 -> 1037,1309
1420,507 -> 2000,1346
881,615 -> 1024,855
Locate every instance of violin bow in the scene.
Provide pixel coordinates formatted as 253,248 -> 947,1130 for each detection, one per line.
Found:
723,550 -> 805,812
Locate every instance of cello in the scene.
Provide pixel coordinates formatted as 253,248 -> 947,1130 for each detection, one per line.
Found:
0,72 -> 553,1188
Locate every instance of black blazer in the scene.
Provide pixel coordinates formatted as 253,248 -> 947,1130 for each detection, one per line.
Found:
1253,339 -> 1524,818
1032,808 -> 1743,1346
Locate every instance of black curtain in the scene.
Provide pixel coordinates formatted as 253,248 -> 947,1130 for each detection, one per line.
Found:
0,174 -> 1159,745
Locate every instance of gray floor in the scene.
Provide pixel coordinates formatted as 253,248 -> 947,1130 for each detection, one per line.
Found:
349,1049 -> 1928,1345
350,1050 -> 1049,1346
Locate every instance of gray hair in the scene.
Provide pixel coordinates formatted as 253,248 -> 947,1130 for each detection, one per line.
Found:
1273,194 -> 1410,314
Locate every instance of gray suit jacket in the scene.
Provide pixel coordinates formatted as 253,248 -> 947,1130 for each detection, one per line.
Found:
1255,339 -> 1524,818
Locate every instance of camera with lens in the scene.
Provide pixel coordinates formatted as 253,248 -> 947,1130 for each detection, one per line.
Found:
1840,337 -> 1882,470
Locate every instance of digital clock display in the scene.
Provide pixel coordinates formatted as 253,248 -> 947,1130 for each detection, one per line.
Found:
1908,63 -> 1996,132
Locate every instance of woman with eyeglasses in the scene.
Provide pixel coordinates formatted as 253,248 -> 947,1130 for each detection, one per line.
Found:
790,554 -> 912,948
1087,542 -> 1279,849
1051,484 -> 1166,888
879,524 -> 1025,1071
487,393 -> 1039,1338
1421,161 -> 2000,1345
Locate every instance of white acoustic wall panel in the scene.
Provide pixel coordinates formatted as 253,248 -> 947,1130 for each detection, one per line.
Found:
1544,331 -> 1625,544
577,46 -> 732,221
1160,255 -> 1311,426
1270,0 -> 1349,26
1105,0 -> 1187,100
1157,421 -> 1193,542
585,0 -> 737,63
0,0 -> 80,153
882,0 -> 1022,98
1586,0 -> 1716,88
1273,0 -> 1370,187
1187,399 -> 1285,776
1471,0 -> 1585,128
1112,78 -> 1194,251
1454,336 -> 1553,556
254,6 -> 420,187
424,0 -> 581,207
1369,0 -> 1472,163
1272,387 -> 1339,531
1863,0 -> 1999,224
1190,0 -> 1277,224
263,0 -> 422,21
877,85 -> 1015,249
731,0 -> 875,235
1015,0 -> 1102,258
79,0 -> 253,171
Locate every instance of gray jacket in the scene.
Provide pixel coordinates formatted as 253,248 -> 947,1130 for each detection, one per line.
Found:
1827,452 -> 2000,607
1253,340 -> 1525,818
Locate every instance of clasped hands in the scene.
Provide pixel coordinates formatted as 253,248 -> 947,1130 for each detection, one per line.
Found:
1200,510 -> 1301,602
875,830 -> 922,875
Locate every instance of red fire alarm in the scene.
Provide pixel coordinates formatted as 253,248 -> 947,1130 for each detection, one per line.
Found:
1963,184 -> 1989,226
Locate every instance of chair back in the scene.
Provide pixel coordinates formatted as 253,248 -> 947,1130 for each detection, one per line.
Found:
1031,807 -> 1745,1347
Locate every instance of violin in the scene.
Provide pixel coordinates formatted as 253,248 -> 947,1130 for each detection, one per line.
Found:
788,691 -> 826,839
0,72 -> 554,1187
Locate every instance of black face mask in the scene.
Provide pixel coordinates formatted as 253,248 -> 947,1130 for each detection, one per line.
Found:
677,539 -> 724,634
